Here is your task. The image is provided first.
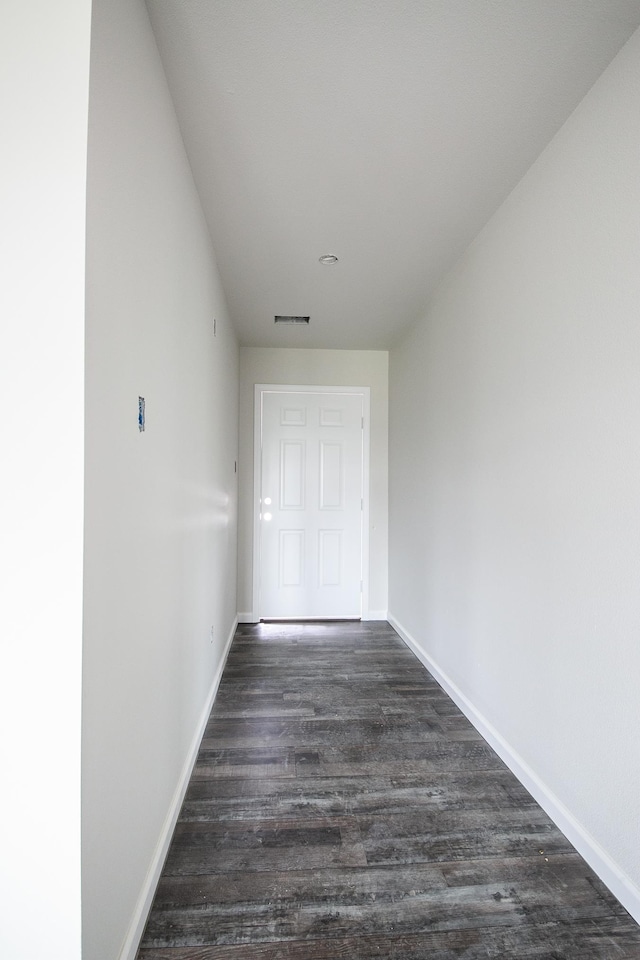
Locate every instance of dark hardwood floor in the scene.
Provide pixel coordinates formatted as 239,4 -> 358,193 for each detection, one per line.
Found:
137,621 -> 640,959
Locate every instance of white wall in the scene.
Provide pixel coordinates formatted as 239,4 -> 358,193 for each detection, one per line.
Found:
238,348 -> 388,619
83,1 -> 239,958
389,29 -> 640,919
0,3 -> 90,959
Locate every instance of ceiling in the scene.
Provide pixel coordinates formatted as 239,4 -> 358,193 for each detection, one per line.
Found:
146,0 -> 640,350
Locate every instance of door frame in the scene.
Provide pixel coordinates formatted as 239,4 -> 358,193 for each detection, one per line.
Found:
253,384 -> 371,620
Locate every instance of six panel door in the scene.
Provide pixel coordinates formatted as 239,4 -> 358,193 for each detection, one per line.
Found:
259,390 -> 364,619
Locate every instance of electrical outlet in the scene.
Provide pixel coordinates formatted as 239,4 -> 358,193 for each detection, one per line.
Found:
210,626 -> 215,644
213,317 -> 217,337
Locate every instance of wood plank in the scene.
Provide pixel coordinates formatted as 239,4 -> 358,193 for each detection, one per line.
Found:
137,917 -> 640,959
192,747 -> 296,780
162,818 -> 367,876
180,770 -> 537,822
143,857 -> 624,947
293,739 -> 506,778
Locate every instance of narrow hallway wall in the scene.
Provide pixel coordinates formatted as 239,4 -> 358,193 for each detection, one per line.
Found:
389,29 -> 640,919
83,1 -> 239,957
0,2 -> 91,958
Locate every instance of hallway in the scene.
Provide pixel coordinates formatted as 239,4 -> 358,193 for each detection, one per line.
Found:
136,622 -> 640,959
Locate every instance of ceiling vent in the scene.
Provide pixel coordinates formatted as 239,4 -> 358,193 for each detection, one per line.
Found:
274,315 -> 310,325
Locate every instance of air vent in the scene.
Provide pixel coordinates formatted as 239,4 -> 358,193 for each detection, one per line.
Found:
274,315 -> 310,325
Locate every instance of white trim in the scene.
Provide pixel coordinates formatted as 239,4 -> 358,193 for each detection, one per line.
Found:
237,611 -> 258,623
260,615 -> 365,626
360,389 -> 371,621
252,386 -> 263,622
118,616 -> 238,960
363,609 -> 388,621
253,384 -> 371,620
387,612 -> 640,926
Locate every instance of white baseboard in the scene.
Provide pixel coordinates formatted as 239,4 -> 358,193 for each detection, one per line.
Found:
238,611 -> 388,623
387,611 -> 640,926
363,609 -> 388,621
237,612 -> 258,623
118,616 -> 238,960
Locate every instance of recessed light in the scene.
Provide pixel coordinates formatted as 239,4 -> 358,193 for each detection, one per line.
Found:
319,254 -> 338,264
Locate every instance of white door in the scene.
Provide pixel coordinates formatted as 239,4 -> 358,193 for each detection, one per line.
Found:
257,388 -> 365,619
